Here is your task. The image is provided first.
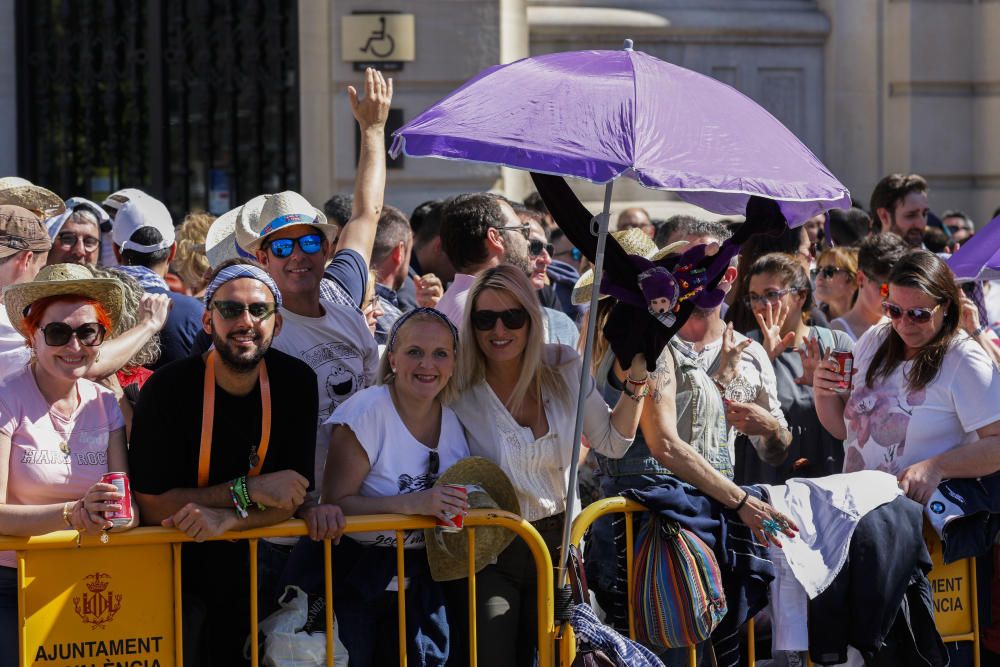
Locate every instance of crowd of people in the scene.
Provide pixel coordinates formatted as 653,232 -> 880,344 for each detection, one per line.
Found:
0,67 -> 999,667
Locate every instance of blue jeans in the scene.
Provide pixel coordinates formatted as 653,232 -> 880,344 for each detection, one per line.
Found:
0,567 -> 16,667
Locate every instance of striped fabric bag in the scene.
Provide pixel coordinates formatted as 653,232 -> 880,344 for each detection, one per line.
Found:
631,516 -> 728,649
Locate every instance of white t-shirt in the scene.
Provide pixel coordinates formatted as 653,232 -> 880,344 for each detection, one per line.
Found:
844,324 -> 1000,474
272,299 -> 378,486
326,385 -> 470,548
0,307 -> 30,380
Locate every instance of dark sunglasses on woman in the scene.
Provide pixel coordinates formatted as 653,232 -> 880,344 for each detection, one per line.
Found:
471,308 -> 529,331
210,300 -> 278,320
811,266 -> 852,280
40,322 -> 107,347
881,301 -> 942,324
267,233 -> 324,259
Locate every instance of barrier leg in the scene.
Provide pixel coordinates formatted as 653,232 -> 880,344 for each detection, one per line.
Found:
249,538 -> 259,667
396,531 -> 408,667
747,616 -> 755,665
324,539 -> 334,667
172,543 -> 184,667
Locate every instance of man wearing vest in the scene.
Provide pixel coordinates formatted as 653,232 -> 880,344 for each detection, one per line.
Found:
129,259 -> 343,666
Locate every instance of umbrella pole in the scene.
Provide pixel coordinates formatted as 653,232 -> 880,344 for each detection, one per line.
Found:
558,180 -> 614,588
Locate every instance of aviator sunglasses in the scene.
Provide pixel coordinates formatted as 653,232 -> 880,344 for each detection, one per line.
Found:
40,322 -> 107,347
881,301 -> 942,324
210,300 -> 278,320
471,307 -> 529,331
267,233 -> 324,259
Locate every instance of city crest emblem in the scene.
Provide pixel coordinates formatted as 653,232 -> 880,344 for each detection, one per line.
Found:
73,572 -> 122,629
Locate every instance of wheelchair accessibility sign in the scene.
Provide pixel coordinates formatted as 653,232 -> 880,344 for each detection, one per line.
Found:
342,13 -> 415,68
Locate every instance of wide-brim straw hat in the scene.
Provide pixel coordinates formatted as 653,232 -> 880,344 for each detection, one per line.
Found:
238,191 -> 337,252
0,177 -> 65,218
425,457 -> 521,582
206,199 -> 262,269
570,229 -> 689,305
4,263 -> 126,338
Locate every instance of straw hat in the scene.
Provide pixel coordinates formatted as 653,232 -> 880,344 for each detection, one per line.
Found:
570,229 -> 689,305
0,177 -> 65,218
424,457 -> 521,582
237,191 -> 336,252
206,198 -> 263,268
4,264 -> 126,338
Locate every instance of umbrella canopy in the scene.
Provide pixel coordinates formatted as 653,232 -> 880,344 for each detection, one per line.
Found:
390,47 -> 850,227
947,214 -> 1000,282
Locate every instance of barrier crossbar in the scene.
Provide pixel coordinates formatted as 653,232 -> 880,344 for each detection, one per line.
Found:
0,508 -> 556,667
564,497 -> 981,667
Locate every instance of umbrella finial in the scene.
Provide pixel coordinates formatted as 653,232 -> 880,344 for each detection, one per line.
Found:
623,39 -> 634,51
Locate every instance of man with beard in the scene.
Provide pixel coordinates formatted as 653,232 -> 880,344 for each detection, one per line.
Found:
128,260 -> 343,666
869,173 -> 930,248
435,192 -> 532,328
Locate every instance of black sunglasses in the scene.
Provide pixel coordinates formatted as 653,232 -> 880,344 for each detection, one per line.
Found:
471,308 -> 529,331
267,234 -> 324,259
811,266 -> 852,280
528,239 -> 554,257
210,300 -> 278,320
40,322 -> 107,347
428,450 -> 440,477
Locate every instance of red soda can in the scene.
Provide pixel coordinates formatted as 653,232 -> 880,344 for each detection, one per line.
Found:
830,349 -> 854,393
101,472 -> 133,527
435,484 -> 467,533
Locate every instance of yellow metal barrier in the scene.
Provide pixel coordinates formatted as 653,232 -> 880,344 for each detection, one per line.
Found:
1,508 -> 556,667
563,497 -> 981,667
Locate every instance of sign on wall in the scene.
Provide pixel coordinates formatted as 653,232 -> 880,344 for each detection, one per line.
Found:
19,544 -> 176,666
341,13 -> 415,70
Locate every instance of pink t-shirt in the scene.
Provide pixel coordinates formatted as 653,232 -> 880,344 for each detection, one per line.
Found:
0,366 -> 124,568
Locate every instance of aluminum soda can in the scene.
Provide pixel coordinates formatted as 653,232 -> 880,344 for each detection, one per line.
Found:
830,349 -> 854,393
435,484 -> 467,533
101,472 -> 133,527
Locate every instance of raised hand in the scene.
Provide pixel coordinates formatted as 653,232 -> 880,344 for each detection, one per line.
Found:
348,67 -> 393,132
755,300 -> 794,360
716,322 -> 752,387
415,273 -> 444,309
795,335 -> 823,386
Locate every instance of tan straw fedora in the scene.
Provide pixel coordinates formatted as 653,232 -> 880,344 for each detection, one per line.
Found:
4,264 -> 126,338
425,457 -> 521,582
0,177 -> 65,218
239,191 -> 337,252
570,228 -> 688,305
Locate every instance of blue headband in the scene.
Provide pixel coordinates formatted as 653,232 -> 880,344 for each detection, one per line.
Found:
204,264 -> 282,309
387,307 -> 459,352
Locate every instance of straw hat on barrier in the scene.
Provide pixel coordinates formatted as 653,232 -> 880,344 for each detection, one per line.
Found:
570,228 -> 688,305
4,263 -> 126,338
425,457 -> 521,582
0,177 -> 65,218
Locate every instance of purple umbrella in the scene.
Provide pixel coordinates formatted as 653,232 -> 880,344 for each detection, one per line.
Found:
391,41 -> 850,589
391,43 -> 850,227
948,214 -> 1000,281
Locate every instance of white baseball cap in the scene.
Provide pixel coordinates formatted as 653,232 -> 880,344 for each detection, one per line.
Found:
112,195 -> 175,254
102,188 -> 148,217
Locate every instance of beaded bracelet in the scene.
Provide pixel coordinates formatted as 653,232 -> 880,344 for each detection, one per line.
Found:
622,382 -> 650,401
62,501 -> 74,527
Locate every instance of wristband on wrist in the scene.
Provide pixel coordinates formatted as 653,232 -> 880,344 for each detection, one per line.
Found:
625,373 -> 649,386
622,382 -> 650,401
62,501 -> 75,527
733,489 -> 750,512
972,323 -> 990,337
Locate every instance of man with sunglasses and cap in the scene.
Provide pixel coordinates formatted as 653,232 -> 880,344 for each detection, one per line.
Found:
128,258 -> 340,666
44,197 -> 108,267
0,205 -> 51,378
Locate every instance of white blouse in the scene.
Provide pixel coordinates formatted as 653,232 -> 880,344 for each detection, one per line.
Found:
450,344 -> 634,522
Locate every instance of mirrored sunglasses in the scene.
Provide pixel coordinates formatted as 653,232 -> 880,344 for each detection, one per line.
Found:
210,300 -> 278,320
881,301 -> 941,324
471,307 -> 529,331
267,234 -> 324,259
40,322 -> 107,347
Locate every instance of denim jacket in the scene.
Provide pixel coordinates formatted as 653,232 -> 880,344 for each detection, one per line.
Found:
595,343 -> 732,479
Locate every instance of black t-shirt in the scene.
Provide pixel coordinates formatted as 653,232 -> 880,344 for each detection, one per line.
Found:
129,347 -> 318,495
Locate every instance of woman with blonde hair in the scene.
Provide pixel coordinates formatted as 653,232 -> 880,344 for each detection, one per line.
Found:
323,307 -> 470,666
812,246 -> 859,321
171,211 -> 214,296
451,264 -> 647,667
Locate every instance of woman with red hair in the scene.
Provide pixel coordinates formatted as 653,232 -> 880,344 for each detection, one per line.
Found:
0,264 -> 138,667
